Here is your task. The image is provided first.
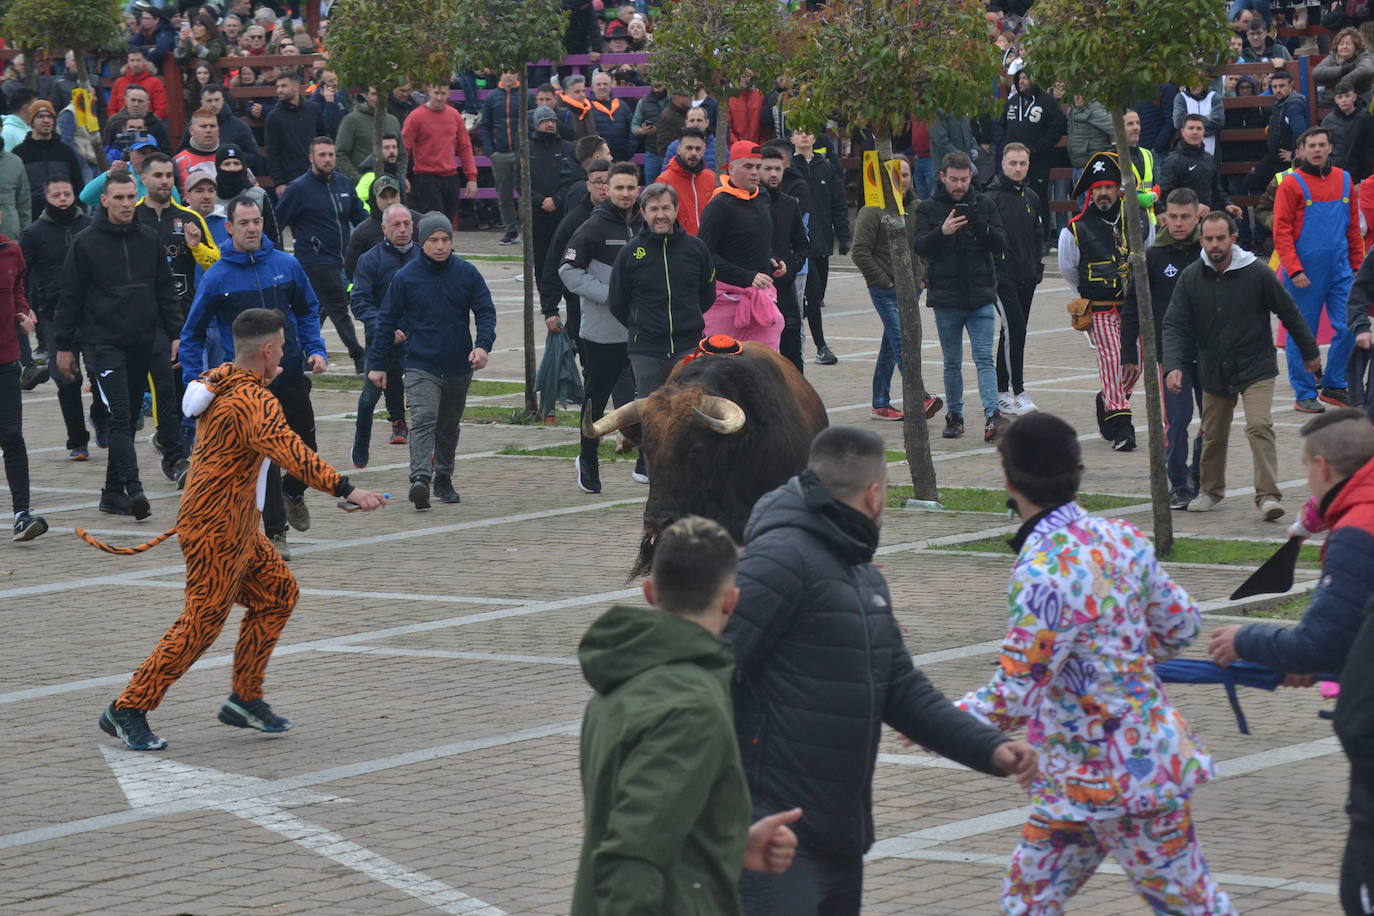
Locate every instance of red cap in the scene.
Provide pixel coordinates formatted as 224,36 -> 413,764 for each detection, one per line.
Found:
728,140 -> 763,161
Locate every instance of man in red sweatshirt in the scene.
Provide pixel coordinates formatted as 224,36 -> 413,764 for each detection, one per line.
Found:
1273,126 -> 1364,413
655,128 -> 715,235
401,84 -> 478,227
108,49 -> 168,121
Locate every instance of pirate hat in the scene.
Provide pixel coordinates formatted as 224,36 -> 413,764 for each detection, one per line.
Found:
1072,151 -> 1123,200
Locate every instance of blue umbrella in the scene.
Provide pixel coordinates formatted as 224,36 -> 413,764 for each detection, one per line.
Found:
1156,659 -> 1285,735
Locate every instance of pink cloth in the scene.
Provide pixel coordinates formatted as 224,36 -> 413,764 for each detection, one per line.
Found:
702,281 -> 783,351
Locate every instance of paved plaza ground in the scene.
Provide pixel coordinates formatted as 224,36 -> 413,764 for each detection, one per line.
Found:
0,236 -> 1347,914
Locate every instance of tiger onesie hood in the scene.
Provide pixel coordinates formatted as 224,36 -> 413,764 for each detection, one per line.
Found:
77,363 -> 353,554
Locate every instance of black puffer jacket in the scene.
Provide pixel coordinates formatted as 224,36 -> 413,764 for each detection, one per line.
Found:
724,472 -> 1010,858
986,173 -> 1043,283
913,183 -> 1007,310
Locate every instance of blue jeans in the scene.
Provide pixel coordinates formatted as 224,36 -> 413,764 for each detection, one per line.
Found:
642,151 -> 664,183
869,285 -> 909,408
912,157 -> 934,200
934,304 -> 999,419
1164,363 -> 1204,498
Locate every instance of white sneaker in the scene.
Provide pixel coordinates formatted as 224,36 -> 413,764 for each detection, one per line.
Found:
997,392 -> 1019,415
1015,393 -> 1038,413
1260,498 -> 1285,522
1187,494 -> 1223,513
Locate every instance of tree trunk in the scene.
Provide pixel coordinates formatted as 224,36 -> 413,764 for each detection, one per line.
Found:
21,47 -> 36,93
73,46 -> 90,88
1111,110 -> 1173,556
373,89 -> 387,176
715,89 -> 730,177
876,131 -> 938,501
521,71 -> 537,414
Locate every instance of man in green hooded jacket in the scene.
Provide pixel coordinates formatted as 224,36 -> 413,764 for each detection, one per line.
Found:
573,515 -> 801,915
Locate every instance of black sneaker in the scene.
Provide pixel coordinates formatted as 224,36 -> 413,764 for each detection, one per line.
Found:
19,364 -> 49,390
127,490 -> 151,520
352,354 -> 366,375
409,477 -> 431,510
1319,387 -> 1351,408
284,495 -> 311,532
942,413 -> 964,439
815,346 -> 838,366
160,454 -> 183,483
1169,492 -> 1192,510
576,455 -> 602,494
1112,433 -> 1137,452
498,232 -> 518,246
433,473 -> 461,504
351,423 -> 370,469
99,703 -> 168,751
98,490 -> 132,516
632,453 -> 649,484
94,416 -> 110,448
174,459 -> 189,490
218,693 -> 293,733
983,412 -> 1009,443
12,511 -> 48,542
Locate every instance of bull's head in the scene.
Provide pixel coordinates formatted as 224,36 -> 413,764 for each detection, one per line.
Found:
585,389 -> 748,578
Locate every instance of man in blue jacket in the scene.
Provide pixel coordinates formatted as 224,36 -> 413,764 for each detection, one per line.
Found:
1210,408 -> 1374,676
350,203 -> 419,469
480,70 -> 526,246
180,194 -> 329,560
367,212 -> 497,510
275,136 -> 367,374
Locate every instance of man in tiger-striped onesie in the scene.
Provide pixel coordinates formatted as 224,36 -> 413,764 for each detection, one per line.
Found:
89,308 -> 386,751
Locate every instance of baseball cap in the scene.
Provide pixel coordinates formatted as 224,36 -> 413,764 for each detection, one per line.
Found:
728,140 -> 762,162
372,174 -> 402,196
129,136 -> 159,151
184,162 -> 217,189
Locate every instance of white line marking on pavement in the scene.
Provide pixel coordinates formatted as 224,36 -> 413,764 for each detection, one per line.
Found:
867,736 -> 1344,861
0,720 -> 581,852
100,748 -> 507,915
317,645 -> 579,665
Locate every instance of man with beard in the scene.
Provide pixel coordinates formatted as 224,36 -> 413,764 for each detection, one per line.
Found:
663,106 -> 717,171
997,70 -> 1064,245
759,146 -> 809,371
560,162 -> 643,495
1163,211 -> 1319,519
542,159 -> 610,351
336,88 -> 405,182
275,136 -> 368,375
1058,152 -> 1153,451
14,100 -> 84,221
915,151 -> 1009,443
353,134 -> 404,214
265,72 -> 327,192
655,127 -> 714,235
20,176 -> 100,459
135,152 -> 218,486
214,145 -> 278,246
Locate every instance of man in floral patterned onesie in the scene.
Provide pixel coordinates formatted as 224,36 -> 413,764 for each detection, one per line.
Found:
959,412 -> 1236,915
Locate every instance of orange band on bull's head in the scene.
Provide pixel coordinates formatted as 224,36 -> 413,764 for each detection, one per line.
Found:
680,334 -> 745,366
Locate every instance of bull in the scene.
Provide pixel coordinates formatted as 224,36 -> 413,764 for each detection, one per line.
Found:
586,340 -> 828,578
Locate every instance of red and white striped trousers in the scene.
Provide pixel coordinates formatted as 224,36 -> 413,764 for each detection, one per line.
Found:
1090,308 -> 1140,412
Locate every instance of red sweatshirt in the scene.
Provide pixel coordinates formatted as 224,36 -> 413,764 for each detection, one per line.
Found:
109,69 -> 169,120
656,157 -> 716,235
728,89 -> 765,145
401,104 -> 478,181
1273,164 -> 1364,278
0,235 -> 31,363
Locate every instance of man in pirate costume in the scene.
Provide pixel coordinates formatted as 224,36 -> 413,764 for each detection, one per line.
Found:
1058,151 -> 1155,451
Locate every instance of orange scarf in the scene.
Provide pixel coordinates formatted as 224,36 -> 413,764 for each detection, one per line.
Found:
590,97 -> 621,118
559,92 -> 591,119
710,176 -> 759,201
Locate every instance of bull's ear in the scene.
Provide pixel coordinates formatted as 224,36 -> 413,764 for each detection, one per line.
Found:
691,395 -> 745,435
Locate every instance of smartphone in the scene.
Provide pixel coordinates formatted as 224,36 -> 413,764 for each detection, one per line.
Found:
953,202 -> 974,215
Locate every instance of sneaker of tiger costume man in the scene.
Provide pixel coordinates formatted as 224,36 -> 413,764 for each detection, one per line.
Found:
88,308 -> 385,752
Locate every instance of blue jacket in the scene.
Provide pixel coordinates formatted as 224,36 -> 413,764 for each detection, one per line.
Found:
368,251 -> 497,378
352,238 -> 419,329
274,167 -> 366,269
180,237 -> 325,385
480,87 -> 526,155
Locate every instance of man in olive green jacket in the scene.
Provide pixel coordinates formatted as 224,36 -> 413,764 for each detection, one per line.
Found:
573,516 -> 801,915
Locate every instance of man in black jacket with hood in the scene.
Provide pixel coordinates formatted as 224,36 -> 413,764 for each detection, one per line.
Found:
728,426 -> 1036,914
789,128 -> 848,365
54,170 -> 180,519
698,142 -> 780,297
761,145 -> 810,372
1159,115 -> 1243,218
529,107 -> 575,300
987,142 -> 1043,417
997,70 -> 1065,245
541,159 -> 610,353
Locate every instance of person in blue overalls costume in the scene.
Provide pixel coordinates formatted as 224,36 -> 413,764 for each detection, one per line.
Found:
1271,127 -> 1363,413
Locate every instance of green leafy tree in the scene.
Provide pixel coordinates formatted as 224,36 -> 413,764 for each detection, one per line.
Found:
2,0 -> 122,86
1025,0 -> 1230,555
650,0 -> 784,168
786,0 -> 1001,502
450,0 -> 567,413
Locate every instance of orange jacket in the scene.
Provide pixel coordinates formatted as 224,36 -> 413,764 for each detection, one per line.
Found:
727,89 -> 765,145
655,156 -> 716,235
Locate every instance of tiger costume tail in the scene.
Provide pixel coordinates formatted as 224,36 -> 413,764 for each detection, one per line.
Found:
74,527 -> 178,554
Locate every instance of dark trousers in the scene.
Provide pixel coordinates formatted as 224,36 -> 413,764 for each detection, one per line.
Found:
804,256 -> 831,350
580,339 -> 629,465
996,278 -> 1036,394
411,172 -> 464,226
739,848 -> 863,916
261,374 -> 316,537
41,309 -> 97,449
0,363 -> 29,513
1165,362 -> 1204,499
86,342 -> 152,496
149,327 -> 185,463
1343,815 -> 1374,915
1029,169 -> 1053,245
532,208 -> 563,293
629,352 -> 678,399
305,264 -> 363,361
778,280 -> 805,372
357,325 -> 406,425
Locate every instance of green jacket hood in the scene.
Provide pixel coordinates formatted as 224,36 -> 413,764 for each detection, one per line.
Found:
1153,223 -> 1201,249
579,605 -> 734,695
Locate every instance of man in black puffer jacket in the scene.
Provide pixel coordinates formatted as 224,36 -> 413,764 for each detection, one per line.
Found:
727,426 -> 1036,915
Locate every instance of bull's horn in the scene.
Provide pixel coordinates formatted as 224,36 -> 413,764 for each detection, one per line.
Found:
586,399 -> 644,438
691,395 -> 746,435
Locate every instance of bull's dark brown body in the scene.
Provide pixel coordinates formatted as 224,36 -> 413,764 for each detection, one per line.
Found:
626,343 -> 828,577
